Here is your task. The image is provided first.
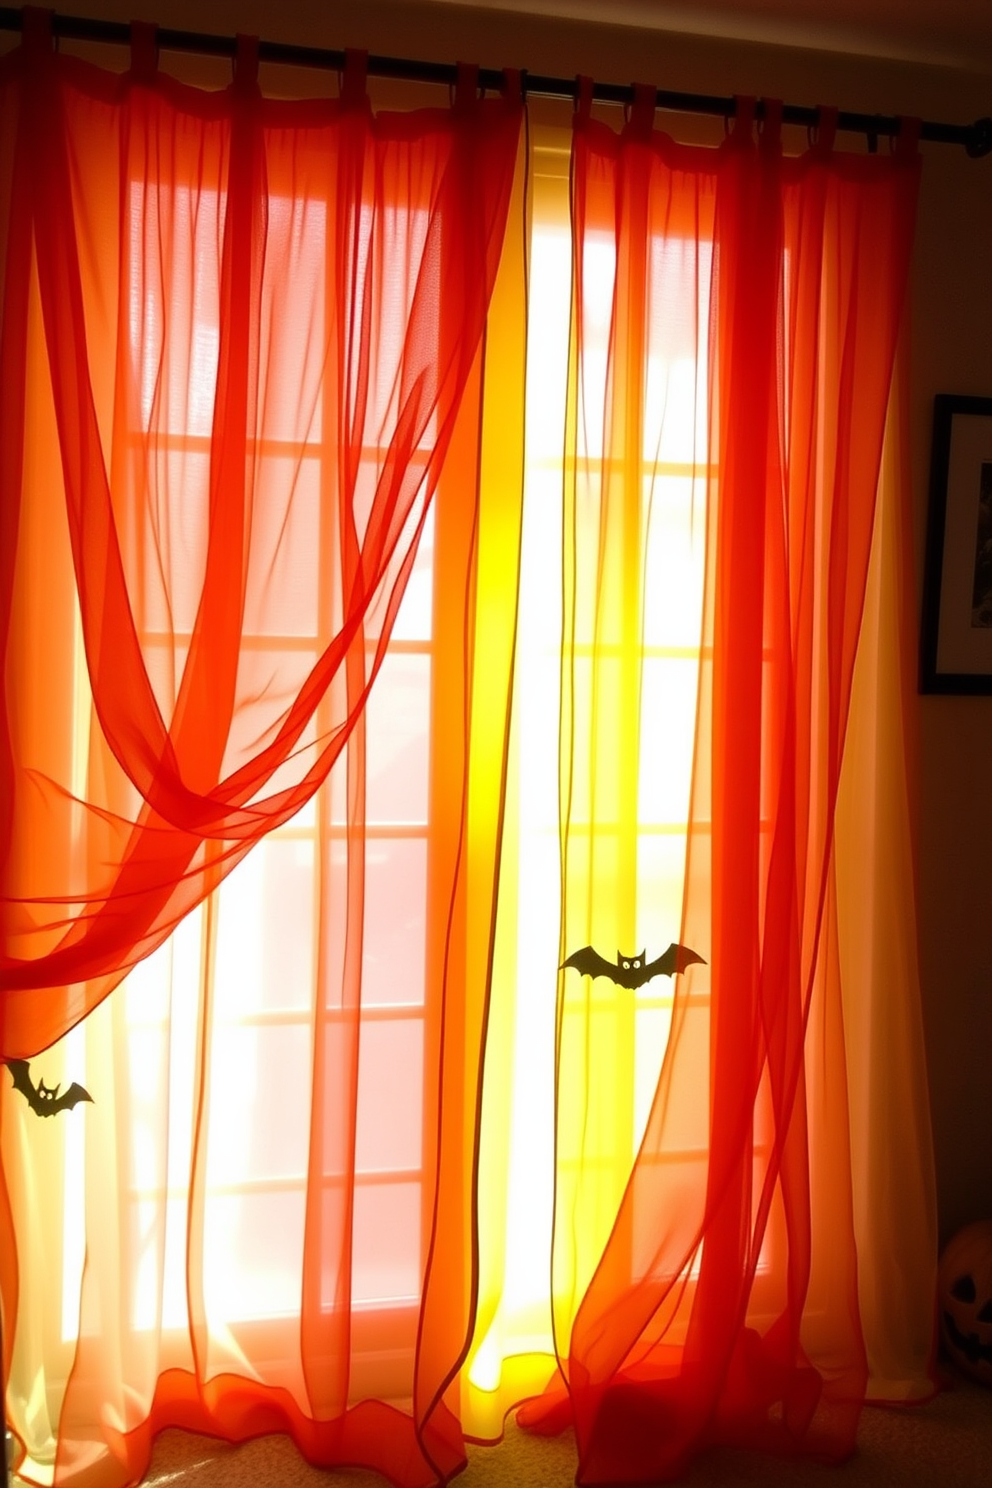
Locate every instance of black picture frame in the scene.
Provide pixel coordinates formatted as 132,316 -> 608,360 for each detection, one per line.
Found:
919,394 -> 992,695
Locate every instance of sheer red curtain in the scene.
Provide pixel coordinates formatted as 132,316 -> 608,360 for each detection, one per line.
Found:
519,94 -> 921,1479
0,13 -> 520,1054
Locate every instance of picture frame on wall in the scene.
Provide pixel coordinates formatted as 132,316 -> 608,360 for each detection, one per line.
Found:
919,394 -> 992,695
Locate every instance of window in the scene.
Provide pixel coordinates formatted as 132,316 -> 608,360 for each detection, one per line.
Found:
45,169 -> 445,1417
1,39 -> 938,1488
44,129 -> 715,1426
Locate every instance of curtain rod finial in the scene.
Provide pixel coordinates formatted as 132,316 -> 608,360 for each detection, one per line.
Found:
966,117 -> 992,157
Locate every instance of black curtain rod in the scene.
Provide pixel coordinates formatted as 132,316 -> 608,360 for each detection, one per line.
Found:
1,6 -> 990,156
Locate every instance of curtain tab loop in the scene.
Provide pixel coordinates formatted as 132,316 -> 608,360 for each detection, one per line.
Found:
502,67 -> 522,104
575,75 -> 594,120
730,96 -> 755,138
630,82 -> 656,132
758,98 -> 782,148
809,104 -> 838,153
21,6 -> 53,55
455,62 -> 480,109
341,48 -> 368,105
130,21 -> 159,83
234,34 -> 259,92
894,116 -> 921,157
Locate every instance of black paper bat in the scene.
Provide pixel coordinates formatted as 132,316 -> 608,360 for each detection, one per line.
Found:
6,1059 -> 93,1118
561,943 -> 705,990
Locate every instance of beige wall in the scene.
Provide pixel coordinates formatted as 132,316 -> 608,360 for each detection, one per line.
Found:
4,0 -> 991,1245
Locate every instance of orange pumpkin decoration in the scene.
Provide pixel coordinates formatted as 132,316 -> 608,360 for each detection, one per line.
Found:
938,1219 -> 992,1386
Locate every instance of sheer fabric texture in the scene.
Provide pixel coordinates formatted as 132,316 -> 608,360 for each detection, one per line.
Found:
512,95 -> 931,1480
0,20 -> 521,1047
0,17 -> 524,1487
1,20 -> 937,1488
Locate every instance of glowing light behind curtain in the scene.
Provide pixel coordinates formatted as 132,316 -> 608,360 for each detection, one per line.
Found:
503,93 -> 930,1480
465,122 -> 936,1449
0,18 -> 940,1486
0,14 -> 521,1053
465,123 -> 710,1433
0,16 -> 525,1488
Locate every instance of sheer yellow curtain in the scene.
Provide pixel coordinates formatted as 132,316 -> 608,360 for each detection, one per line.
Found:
465,131 -> 571,1431
834,349 -> 938,1402
465,112 -> 709,1435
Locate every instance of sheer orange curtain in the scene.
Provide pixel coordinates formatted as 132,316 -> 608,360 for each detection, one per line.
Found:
518,92 -> 924,1479
0,13 -> 523,1487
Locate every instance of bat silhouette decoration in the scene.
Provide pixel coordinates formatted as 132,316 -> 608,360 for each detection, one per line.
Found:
6,1059 -> 93,1118
561,942 -> 705,989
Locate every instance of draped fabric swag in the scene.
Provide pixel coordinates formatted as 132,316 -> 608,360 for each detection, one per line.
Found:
0,16 -> 937,1488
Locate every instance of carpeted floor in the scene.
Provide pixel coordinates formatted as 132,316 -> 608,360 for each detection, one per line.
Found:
133,1377 -> 991,1488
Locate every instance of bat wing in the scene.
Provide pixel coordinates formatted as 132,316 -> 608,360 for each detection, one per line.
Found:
639,942 -> 706,985
5,1061 -> 93,1117
53,1082 -> 94,1114
561,946 -> 626,985
6,1059 -> 43,1115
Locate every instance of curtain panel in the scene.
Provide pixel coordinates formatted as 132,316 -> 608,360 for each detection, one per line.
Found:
507,91 -> 934,1479
1,16 -> 938,1488
0,15 -> 521,1046
1,15 -> 525,1488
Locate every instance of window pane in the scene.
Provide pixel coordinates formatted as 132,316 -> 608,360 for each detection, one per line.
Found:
351,1183 -> 421,1306
389,503 -> 435,643
642,473 -> 707,647
243,455 -> 322,638
362,838 -> 427,1007
206,1023 -> 312,1185
203,1190 -> 306,1321
365,651 -> 430,825
355,1020 -> 424,1175
213,836 -> 316,1015
635,833 -> 692,944
633,1005 -> 674,1151
637,657 -> 699,825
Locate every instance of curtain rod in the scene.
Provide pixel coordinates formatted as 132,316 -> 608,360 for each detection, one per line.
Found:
1,6 -> 989,156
